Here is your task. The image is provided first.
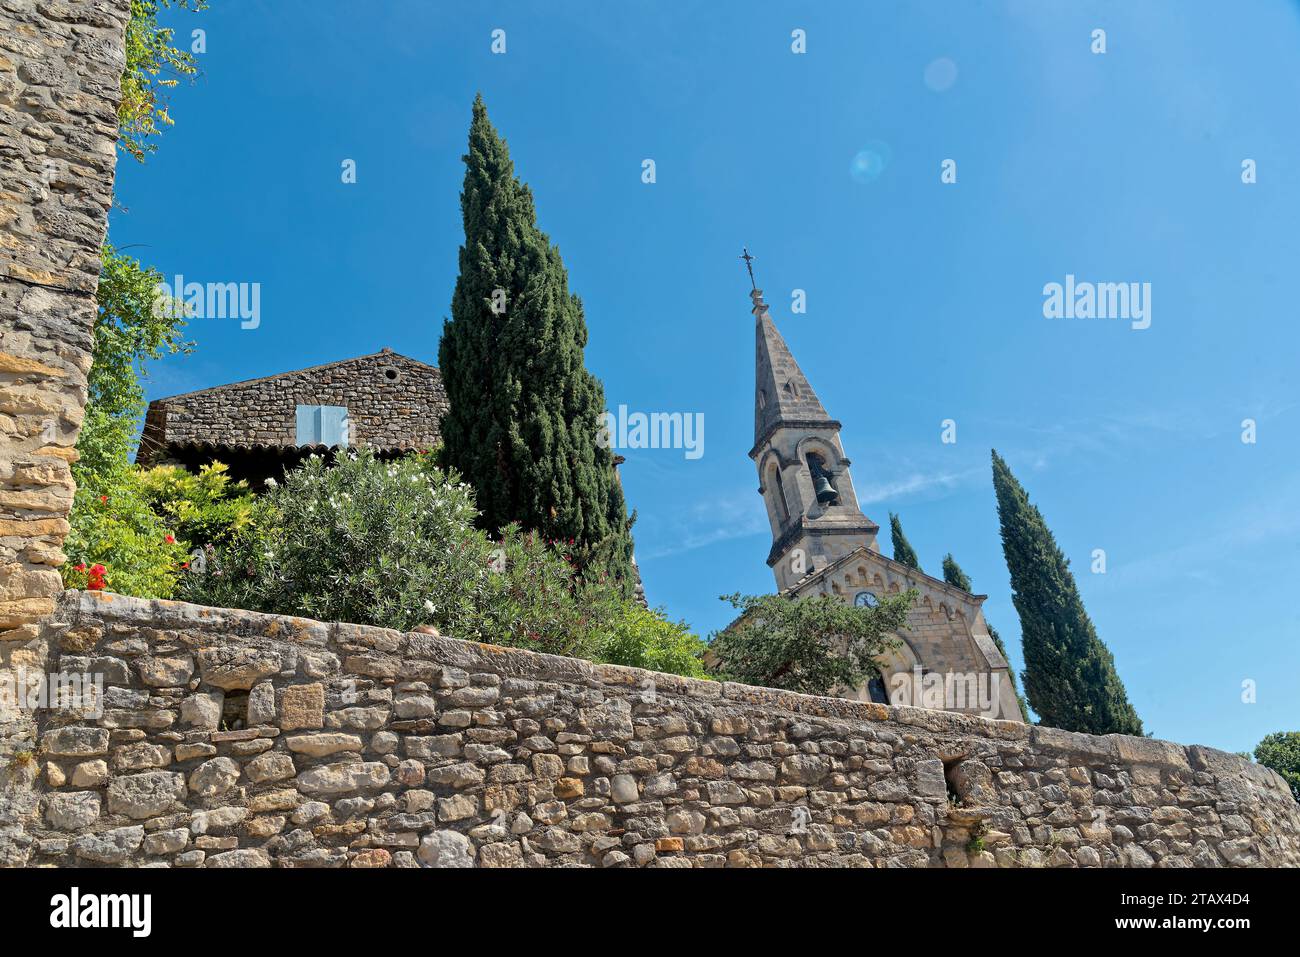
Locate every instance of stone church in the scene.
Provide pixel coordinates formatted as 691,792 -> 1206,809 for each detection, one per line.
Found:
746,283 -> 1023,722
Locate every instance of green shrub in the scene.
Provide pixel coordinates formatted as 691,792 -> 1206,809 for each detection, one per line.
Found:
134,462 -> 256,551
476,524 -> 622,658
598,604 -> 709,679
185,450 -> 490,634
63,471 -> 186,598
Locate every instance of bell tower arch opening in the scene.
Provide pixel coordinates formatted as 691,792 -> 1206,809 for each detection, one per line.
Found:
806,450 -> 839,506
766,459 -> 791,527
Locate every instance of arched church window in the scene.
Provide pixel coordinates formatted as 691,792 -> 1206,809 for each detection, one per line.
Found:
783,379 -> 799,399
806,451 -> 839,505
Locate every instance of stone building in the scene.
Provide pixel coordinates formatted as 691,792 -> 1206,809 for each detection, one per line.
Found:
137,349 -> 448,486
743,284 -> 1023,722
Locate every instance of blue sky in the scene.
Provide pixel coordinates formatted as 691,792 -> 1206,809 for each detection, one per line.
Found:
117,1 -> 1300,754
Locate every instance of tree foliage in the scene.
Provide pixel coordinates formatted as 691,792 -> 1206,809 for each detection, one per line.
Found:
438,95 -> 635,593
889,513 -> 921,570
991,449 -> 1142,735
1254,731 -> 1300,800
76,246 -> 190,478
941,553 -> 971,591
63,248 -> 191,597
119,0 -> 207,162
708,590 -> 913,696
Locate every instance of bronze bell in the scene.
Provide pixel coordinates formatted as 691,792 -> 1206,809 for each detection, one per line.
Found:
814,473 -> 838,505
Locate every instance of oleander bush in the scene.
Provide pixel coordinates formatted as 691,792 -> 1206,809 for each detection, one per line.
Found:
180,449 -> 710,679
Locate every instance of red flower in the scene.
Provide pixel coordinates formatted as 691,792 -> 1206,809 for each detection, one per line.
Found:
164,534 -> 175,544
90,564 -> 105,575
100,495 -> 107,503
74,563 -> 86,572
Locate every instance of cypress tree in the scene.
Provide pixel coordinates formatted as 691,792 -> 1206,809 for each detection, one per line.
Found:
889,512 -> 921,570
942,553 -> 1030,722
941,553 -> 971,591
990,450 -> 1143,735
439,95 -> 634,589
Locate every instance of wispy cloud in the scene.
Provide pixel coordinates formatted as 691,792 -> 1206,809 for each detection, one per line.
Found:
638,488 -> 768,561
1099,477 -> 1300,591
856,466 -> 985,505
640,461 -> 986,562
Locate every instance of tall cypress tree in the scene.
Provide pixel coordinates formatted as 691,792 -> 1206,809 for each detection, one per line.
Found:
990,450 -> 1142,735
889,512 -> 921,570
439,95 -> 634,589
942,553 -> 1030,722
941,553 -> 971,591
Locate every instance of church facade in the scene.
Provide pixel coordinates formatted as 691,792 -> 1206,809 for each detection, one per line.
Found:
746,285 -> 1024,722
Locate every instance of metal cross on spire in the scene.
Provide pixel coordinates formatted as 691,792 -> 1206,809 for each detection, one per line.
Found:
740,247 -> 756,291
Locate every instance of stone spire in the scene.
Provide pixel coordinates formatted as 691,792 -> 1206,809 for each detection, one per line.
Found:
750,287 -> 838,459
744,273 -> 879,586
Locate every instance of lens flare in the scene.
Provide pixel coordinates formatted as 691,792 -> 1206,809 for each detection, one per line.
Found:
924,57 -> 958,92
849,141 -> 893,184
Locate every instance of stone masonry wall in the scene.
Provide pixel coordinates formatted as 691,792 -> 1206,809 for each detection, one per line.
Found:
0,0 -> 129,633
0,0 -> 129,864
2,589 -> 1296,868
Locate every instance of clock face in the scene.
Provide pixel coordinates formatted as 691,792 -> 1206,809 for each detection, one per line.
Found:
854,591 -> 878,608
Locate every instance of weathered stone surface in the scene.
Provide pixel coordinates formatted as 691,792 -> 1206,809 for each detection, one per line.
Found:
427,762 -> 485,790
143,829 -> 188,855
245,751 -> 296,784
296,761 -> 391,796
181,692 -> 223,730
248,681 -> 277,725
196,647 -> 282,690
137,655 -> 194,687
72,827 -> 145,865
46,792 -> 101,830
286,733 -> 363,757
207,849 -> 271,868
71,759 -> 110,787
281,683 -> 324,730
106,772 -> 187,820
418,830 -> 475,868
611,774 -> 639,804
189,758 -> 240,799
0,0 -> 129,645
40,726 -> 108,758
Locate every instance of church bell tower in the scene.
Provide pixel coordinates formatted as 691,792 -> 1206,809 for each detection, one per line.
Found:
744,256 -> 881,591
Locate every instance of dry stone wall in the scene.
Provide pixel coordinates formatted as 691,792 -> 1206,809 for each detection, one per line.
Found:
0,0 -> 129,863
0,0 -> 129,634
2,589 -> 1296,868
